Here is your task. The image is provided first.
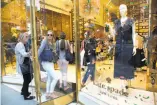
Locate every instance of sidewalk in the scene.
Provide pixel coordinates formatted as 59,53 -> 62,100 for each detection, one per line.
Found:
1,84 -> 38,105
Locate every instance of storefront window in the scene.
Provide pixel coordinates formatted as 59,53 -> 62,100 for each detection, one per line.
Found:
2,0 -> 27,79
1,0 -> 157,105
79,1 -> 157,105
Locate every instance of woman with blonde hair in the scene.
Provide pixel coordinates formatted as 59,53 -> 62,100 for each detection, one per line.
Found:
38,30 -> 61,98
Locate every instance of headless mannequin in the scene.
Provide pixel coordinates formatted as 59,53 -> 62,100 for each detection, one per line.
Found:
118,4 -> 137,93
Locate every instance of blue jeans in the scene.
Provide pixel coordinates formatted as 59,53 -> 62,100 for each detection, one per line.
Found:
82,64 -> 95,83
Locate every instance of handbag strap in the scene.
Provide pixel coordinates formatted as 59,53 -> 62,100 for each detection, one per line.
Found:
65,40 -> 70,50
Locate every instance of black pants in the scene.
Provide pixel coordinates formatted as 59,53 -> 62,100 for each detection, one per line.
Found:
21,73 -> 33,97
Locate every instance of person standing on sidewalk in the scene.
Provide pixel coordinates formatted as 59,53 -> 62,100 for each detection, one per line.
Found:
15,32 -> 35,100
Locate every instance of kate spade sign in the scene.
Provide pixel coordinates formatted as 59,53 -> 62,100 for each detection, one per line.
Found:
95,83 -> 127,96
82,82 -> 157,105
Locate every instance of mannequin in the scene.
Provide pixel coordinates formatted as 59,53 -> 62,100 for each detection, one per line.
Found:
114,4 -> 136,95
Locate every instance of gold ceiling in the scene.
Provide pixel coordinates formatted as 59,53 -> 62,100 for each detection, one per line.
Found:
1,0 -> 119,26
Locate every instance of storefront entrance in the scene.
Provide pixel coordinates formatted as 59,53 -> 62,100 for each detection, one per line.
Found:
1,0 -> 76,105
1,0 -> 157,105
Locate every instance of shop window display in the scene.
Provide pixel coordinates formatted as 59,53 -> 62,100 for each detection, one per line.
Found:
80,4 -> 157,105
1,0 -> 157,105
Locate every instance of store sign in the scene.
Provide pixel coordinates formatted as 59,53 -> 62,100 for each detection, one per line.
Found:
84,83 -> 157,105
95,83 -> 126,96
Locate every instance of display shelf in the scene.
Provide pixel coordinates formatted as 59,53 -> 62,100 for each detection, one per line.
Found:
79,17 -> 84,40
125,0 -> 149,37
71,9 -> 75,41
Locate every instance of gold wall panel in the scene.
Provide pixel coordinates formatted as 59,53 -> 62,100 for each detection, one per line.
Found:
1,0 -> 26,25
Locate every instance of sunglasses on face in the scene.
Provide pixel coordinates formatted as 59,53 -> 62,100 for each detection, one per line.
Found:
47,34 -> 53,36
